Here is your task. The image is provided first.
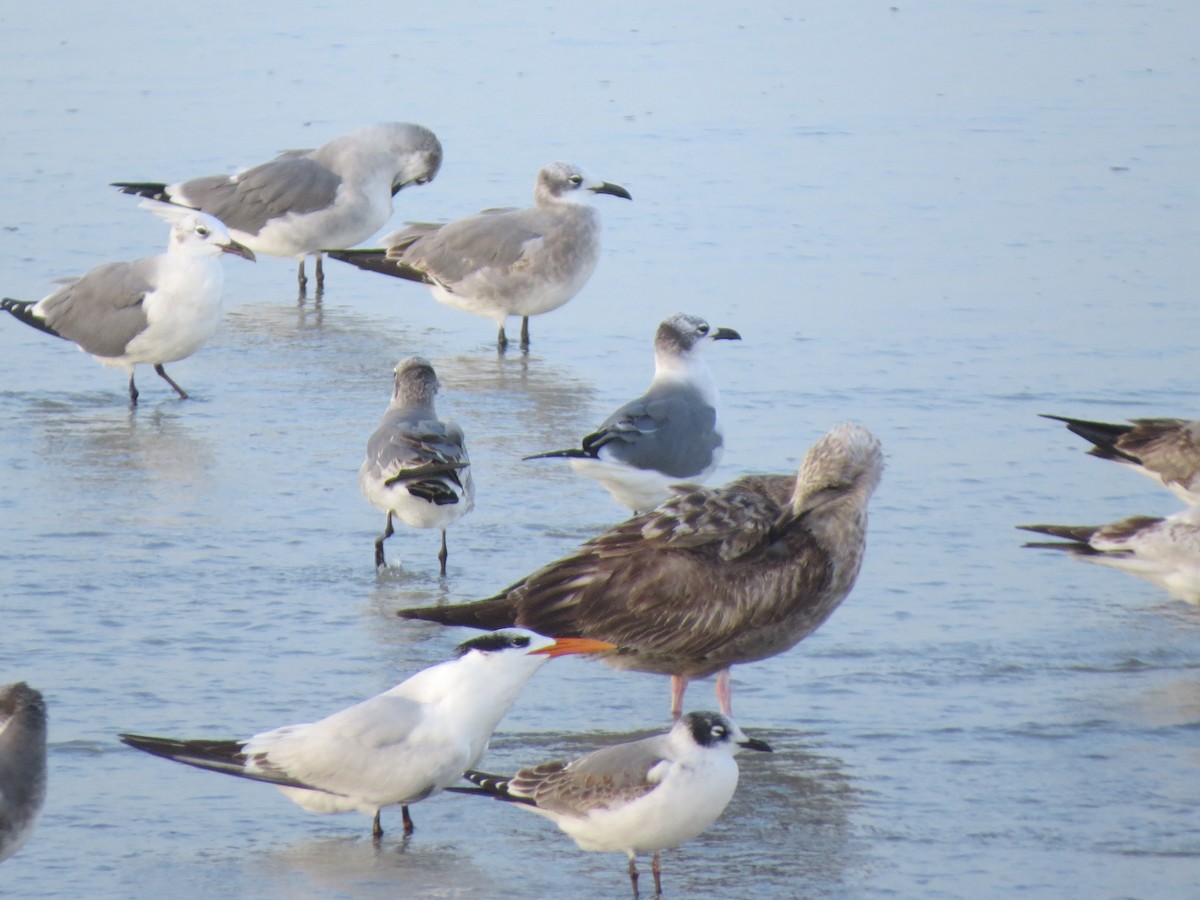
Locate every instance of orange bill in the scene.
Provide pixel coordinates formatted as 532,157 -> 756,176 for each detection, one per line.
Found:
534,637 -> 618,657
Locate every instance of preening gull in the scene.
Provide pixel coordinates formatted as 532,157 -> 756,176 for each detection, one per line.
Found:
450,712 -> 771,898
113,122 -> 442,292
359,357 -> 474,575
0,682 -> 47,864
401,423 -> 884,718
2,201 -> 254,403
525,313 -> 741,513
119,630 -> 615,838
1020,506 -> 1200,604
1042,414 -> 1200,506
328,162 -> 631,350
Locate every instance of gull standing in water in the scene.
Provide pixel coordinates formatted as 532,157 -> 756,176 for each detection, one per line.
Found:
0,682 -> 47,864
113,122 -> 442,293
119,630 -> 616,839
1020,506 -> 1200,603
327,162 -> 631,350
1041,414 -> 1200,506
1,201 -> 254,403
401,423 -> 884,718
359,357 -> 474,575
450,712 -> 771,898
525,313 -> 741,513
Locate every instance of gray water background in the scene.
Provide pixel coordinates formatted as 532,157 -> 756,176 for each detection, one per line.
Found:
1,1 -> 1198,896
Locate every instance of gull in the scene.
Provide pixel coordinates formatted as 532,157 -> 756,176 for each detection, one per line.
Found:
524,313 -> 741,513
401,423 -> 884,718
360,356 -> 474,574
1019,505 -> 1200,603
450,711 -> 771,898
1,201 -> 254,404
327,161 -> 631,350
1042,414 -> 1200,506
118,629 -> 616,839
0,682 -> 47,864
113,122 -> 442,292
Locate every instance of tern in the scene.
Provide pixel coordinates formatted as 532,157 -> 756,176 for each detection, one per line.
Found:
119,629 -> 616,838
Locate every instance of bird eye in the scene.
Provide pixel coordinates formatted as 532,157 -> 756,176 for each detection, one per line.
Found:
697,323 -> 709,335
569,174 -> 583,187
196,225 -> 210,237
513,635 -> 530,648
712,725 -> 727,738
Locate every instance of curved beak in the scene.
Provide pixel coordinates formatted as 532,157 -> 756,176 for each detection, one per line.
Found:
221,240 -> 256,262
738,736 -> 773,753
590,181 -> 632,201
712,327 -> 741,341
534,637 -> 618,657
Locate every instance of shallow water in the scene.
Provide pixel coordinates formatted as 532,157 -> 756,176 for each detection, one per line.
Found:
2,1 -> 1199,897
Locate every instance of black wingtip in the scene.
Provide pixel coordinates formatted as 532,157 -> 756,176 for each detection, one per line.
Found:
111,182 -> 171,201
2,298 -> 65,340
522,448 -> 591,461
397,596 -> 519,630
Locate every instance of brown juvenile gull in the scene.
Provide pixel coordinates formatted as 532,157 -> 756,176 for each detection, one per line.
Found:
113,122 -> 442,293
1041,414 -> 1200,506
447,712 -> 771,898
119,630 -> 616,839
400,422 -> 884,718
0,682 -> 48,864
1020,505 -> 1200,603
524,313 -> 741,513
326,162 -> 631,351
1,201 -> 254,404
359,356 -> 474,575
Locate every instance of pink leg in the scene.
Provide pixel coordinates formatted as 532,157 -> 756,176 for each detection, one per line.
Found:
670,675 -> 688,720
715,668 -> 732,716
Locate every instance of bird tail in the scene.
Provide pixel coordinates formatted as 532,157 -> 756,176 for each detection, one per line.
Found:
1,298 -> 64,340
118,733 -> 319,791
111,182 -> 173,202
324,249 -> 434,285
1039,414 -> 1137,463
1016,523 -> 1099,554
522,447 -> 591,461
397,594 -> 520,630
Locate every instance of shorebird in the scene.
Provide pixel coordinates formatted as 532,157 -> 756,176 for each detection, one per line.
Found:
113,122 -> 442,293
400,423 -> 884,718
360,356 -> 474,574
119,629 -> 616,839
1,200 -> 254,403
1020,505 -> 1200,603
450,711 -> 771,898
1041,414 -> 1200,505
327,162 -> 631,350
525,313 -> 741,512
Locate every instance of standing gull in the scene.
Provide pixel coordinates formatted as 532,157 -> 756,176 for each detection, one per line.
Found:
360,357 -> 474,575
1,201 -> 254,403
113,122 -> 442,292
401,423 -> 884,718
327,162 -> 631,350
119,629 -> 616,839
1042,414 -> 1200,506
1019,506 -> 1200,603
450,712 -> 771,898
0,682 -> 47,864
525,313 -> 741,512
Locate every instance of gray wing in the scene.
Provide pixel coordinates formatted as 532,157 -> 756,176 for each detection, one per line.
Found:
179,153 -> 342,235
366,411 -> 469,479
392,207 -> 546,285
584,384 -> 721,478
1120,419 -> 1200,493
513,734 -> 668,815
37,259 -> 155,357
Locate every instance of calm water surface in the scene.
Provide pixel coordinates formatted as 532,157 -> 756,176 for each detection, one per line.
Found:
2,2 -> 1199,897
